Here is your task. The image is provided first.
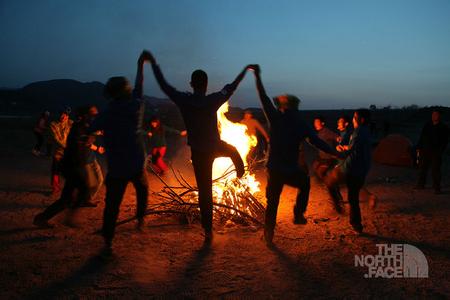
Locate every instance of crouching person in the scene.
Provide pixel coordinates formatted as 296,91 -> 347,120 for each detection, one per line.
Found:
247,65 -> 341,245
324,109 -> 372,233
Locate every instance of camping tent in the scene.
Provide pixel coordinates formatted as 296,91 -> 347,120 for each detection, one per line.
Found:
373,134 -> 414,167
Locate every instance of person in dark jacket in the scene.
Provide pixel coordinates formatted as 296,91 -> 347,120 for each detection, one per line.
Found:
335,115 -> 377,209
247,65 -> 341,245
415,109 -> 449,194
146,50 -> 247,243
89,51 -> 150,254
324,109 -> 372,233
146,116 -> 187,175
33,107 -> 104,228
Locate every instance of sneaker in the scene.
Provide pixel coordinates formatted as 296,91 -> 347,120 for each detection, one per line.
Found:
264,228 -> 274,246
333,201 -> 345,214
33,214 -> 54,228
351,223 -> 363,234
136,218 -> 145,232
232,157 -> 245,179
293,214 -> 307,225
99,244 -> 113,260
204,229 -> 213,244
236,166 -> 245,179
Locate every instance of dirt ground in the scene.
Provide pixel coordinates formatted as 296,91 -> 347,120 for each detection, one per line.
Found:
0,125 -> 449,299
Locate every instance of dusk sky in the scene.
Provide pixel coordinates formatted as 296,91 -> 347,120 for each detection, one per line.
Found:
1,0 -> 449,109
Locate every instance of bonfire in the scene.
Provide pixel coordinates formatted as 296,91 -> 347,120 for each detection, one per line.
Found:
117,102 -> 266,228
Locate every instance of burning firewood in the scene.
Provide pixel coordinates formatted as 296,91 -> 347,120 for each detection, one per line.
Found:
115,102 -> 266,228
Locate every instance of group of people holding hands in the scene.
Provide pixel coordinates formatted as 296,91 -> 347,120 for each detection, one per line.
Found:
33,49 -> 416,255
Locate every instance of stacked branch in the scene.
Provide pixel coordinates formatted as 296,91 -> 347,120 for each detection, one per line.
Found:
116,163 -> 266,228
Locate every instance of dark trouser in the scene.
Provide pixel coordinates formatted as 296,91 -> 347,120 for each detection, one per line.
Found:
39,170 -> 88,220
325,167 -> 365,227
417,149 -> 443,191
191,141 -> 244,232
346,175 -> 364,228
102,171 -> 149,244
33,131 -> 44,151
265,168 -> 310,231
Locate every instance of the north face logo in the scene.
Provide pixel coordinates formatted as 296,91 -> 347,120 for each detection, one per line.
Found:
355,244 -> 429,278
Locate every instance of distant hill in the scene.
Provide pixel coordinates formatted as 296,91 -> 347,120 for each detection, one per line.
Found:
0,79 -> 175,116
1,79 -> 448,132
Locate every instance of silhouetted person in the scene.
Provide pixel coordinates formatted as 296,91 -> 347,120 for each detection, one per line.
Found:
146,116 -> 187,176
33,106 -> 103,228
49,110 -> 73,194
336,115 -> 376,210
32,111 -> 50,156
89,51 -> 150,254
78,105 -> 104,207
325,109 -> 372,233
247,65 -> 341,245
147,50 -> 246,242
240,110 -> 269,164
415,109 -> 449,194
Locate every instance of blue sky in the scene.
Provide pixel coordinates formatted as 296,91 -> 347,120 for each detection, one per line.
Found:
1,0 -> 449,109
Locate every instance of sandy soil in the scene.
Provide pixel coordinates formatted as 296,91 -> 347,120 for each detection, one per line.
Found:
0,128 -> 449,299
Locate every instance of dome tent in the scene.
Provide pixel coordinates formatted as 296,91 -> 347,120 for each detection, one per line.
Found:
373,134 -> 414,167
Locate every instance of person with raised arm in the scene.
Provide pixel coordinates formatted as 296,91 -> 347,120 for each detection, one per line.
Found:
88,51 -> 150,256
247,64 -> 342,245
146,50 -> 248,243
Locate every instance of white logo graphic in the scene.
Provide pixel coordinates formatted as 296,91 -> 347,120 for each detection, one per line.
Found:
355,244 -> 429,278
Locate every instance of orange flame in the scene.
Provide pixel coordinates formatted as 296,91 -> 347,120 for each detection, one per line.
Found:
212,102 -> 260,207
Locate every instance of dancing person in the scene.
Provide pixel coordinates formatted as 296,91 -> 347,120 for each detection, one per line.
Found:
325,109 -> 373,233
33,107 -> 104,228
336,115 -> 353,146
147,50 -> 247,243
415,108 -> 449,194
78,105 -> 104,207
240,110 -> 269,164
247,64 -> 341,245
311,116 -> 339,180
310,116 -> 344,210
32,111 -> 50,156
335,115 -> 377,209
146,116 -> 187,175
89,51 -> 150,255
49,110 -> 73,194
